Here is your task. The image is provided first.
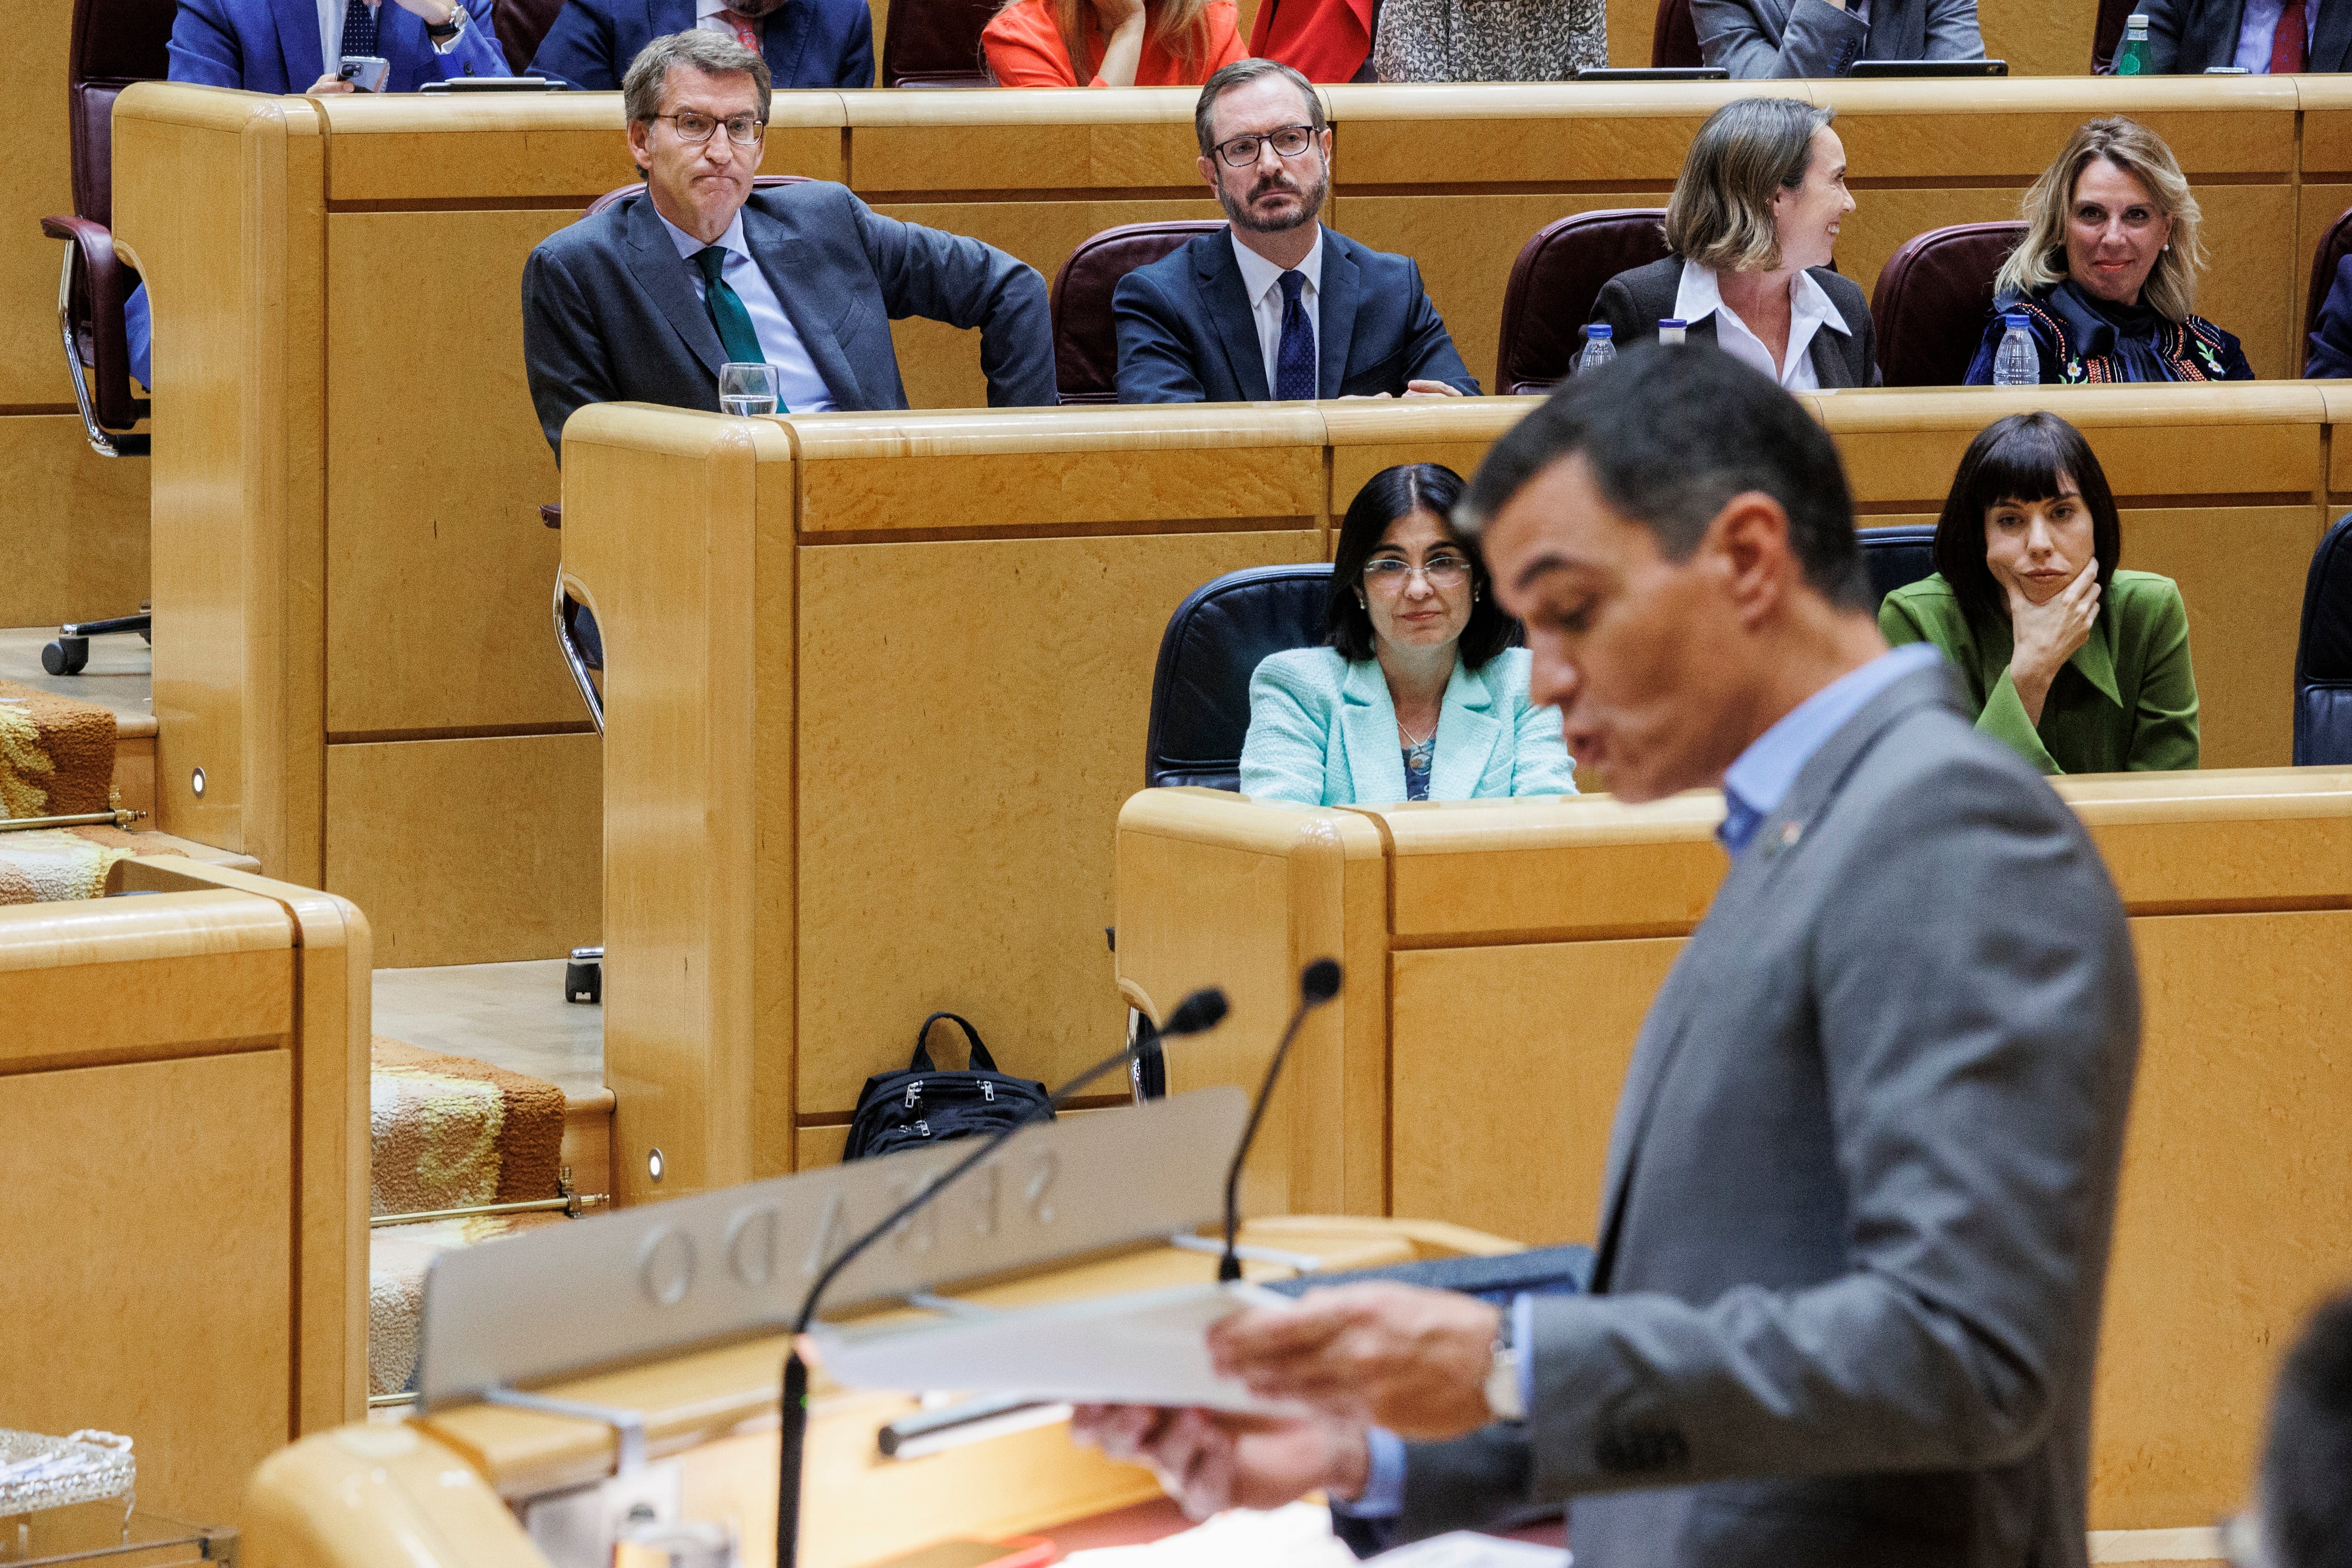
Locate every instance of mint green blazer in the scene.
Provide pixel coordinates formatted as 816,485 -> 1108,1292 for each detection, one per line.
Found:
1238,647 -> 1578,806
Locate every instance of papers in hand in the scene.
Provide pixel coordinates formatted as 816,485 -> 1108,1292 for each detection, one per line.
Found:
810,1281 -> 1305,1414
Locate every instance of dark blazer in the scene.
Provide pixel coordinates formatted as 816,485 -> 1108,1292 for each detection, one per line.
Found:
1589,256 -> 1880,388
1691,0 -> 1984,76
526,0 -> 873,89
1341,665 -> 2139,1568
168,0 -> 508,91
1112,227 -> 1479,402
522,182 -> 1054,457
2137,0 -> 2352,72
2310,255 -> 2352,377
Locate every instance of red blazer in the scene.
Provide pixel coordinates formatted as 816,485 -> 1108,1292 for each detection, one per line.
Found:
983,0 -> 1247,84
1245,0 -> 1376,80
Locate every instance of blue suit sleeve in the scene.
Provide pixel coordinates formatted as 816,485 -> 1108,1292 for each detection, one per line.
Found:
2308,263 -> 2352,377
839,2 -> 875,86
521,243 -> 621,462
436,0 -> 511,77
1399,260 -> 1479,395
1113,270 -> 1209,403
525,0 -> 621,89
167,0 -> 248,86
1239,655 -> 1335,804
851,192 -> 1056,407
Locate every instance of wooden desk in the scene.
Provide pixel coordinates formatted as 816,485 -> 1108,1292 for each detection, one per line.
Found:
0,855 -> 368,1525
1114,770 -> 2352,1530
241,1216 -> 1512,1568
563,386 -> 2335,1216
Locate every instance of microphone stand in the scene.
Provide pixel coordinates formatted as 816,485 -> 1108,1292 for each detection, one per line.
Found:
776,987 -> 1228,1568
1217,959 -> 1343,1284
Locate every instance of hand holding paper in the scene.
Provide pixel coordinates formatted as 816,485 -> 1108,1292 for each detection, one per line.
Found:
1209,1282 -> 1502,1441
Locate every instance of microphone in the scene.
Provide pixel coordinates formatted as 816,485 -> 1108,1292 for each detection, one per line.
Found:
1217,959 -> 1342,1284
776,986 -> 1228,1568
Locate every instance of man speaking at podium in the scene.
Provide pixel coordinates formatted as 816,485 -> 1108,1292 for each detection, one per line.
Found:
1078,344 -> 2141,1568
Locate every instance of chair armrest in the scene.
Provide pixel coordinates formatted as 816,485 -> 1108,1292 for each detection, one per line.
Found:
41,214 -> 147,433
540,503 -> 563,529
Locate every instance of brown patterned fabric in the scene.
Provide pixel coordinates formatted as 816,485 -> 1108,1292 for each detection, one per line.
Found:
0,826 -> 148,905
0,681 -> 117,821
1367,0 -> 1606,80
370,1036 -> 568,1216
369,1210 -> 567,1395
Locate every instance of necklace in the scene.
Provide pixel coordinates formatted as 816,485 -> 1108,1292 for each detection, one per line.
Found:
1399,716 -> 1436,771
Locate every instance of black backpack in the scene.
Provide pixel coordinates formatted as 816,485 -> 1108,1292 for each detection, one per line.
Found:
842,1013 -> 1055,1161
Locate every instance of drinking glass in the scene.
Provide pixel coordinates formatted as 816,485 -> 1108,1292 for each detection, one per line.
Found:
719,362 -> 781,417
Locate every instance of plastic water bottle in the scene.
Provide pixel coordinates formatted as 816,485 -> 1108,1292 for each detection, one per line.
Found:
1576,324 -> 1616,374
2113,12 -> 2152,74
1658,318 -> 1688,347
1991,313 -> 2039,387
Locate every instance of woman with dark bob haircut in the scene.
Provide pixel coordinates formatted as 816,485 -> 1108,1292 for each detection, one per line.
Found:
1240,462 -> 1577,805
1880,411 -> 2198,774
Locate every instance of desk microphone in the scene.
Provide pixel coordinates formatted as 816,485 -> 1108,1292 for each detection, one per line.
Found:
776,986 -> 1229,1568
1217,959 -> 1342,1284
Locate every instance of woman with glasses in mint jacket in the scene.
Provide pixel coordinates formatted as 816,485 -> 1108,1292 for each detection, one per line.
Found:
1240,463 -> 1578,806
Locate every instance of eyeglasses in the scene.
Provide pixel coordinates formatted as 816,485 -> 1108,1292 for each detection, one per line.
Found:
652,110 -> 767,147
1363,557 -> 1472,591
1212,124 -> 1317,168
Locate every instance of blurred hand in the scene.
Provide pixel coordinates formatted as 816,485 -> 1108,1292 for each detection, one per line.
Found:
386,0 -> 463,22
307,70 -> 356,93
1087,0 -> 1146,31
1403,379 -> 1464,396
1071,1405 -> 1366,1521
1208,1283 -> 1499,1441
2002,557 -> 2100,724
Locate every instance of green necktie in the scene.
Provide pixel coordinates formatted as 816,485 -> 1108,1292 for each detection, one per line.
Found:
694,245 -> 768,371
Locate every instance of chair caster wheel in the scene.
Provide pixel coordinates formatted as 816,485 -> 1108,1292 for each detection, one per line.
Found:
42,636 -> 89,676
564,957 -> 602,1004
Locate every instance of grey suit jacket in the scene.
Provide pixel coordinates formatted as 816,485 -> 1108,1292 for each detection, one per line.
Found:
2135,0 -> 2352,73
1371,666 -> 2140,1568
1589,256 -> 1880,388
1692,0 -> 1984,75
522,182 -> 1055,458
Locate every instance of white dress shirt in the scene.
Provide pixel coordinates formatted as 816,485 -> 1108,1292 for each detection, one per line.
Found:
1672,260 -> 1849,392
655,205 -> 838,414
2234,0 -> 2321,70
1230,227 -> 1325,398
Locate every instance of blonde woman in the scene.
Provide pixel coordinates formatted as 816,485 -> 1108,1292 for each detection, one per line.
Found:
982,0 -> 1244,85
1967,117 -> 2252,384
1586,97 -> 1877,389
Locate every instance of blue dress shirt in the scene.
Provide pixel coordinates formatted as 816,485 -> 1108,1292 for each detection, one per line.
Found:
2233,0 -> 2321,70
653,204 -> 836,414
1341,640 -> 1944,1523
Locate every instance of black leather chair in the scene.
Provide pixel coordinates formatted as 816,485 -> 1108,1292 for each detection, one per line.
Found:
1653,0 -> 1702,66
880,0 -> 998,86
2304,206 -> 2352,368
1870,222 -> 2026,388
2294,511 -> 2352,765
1858,523 -> 1938,607
1494,210 -> 1671,396
2091,0 -> 2134,71
1145,565 -> 1333,790
1052,221 -> 1227,405
37,0 -> 175,674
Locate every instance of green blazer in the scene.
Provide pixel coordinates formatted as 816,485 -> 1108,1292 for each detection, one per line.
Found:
1239,647 -> 1578,805
1878,569 -> 2199,775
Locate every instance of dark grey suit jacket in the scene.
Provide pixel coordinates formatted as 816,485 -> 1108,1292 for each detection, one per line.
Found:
1589,257 -> 1880,388
1112,227 -> 1478,402
1692,0 -> 1984,75
1367,666 -> 2140,1568
522,182 -> 1055,458
2136,0 -> 2352,72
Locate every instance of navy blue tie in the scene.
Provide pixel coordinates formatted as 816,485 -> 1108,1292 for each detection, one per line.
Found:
1274,270 -> 1317,400
342,0 -> 378,55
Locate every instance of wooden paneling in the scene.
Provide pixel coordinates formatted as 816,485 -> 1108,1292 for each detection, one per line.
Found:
0,1050 -> 293,1522
1978,0 -> 2097,76
0,416 -> 151,628
843,91 -> 1203,195
322,732 -> 602,967
324,208 -> 575,734
0,0 -> 79,406
794,525 -> 1326,1119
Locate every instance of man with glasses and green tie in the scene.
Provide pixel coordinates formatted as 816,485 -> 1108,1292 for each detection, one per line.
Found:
1112,59 -> 1479,403
522,31 -> 1056,460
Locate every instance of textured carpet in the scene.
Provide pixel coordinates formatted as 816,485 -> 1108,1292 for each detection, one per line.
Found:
0,825 -> 147,905
368,1036 -> 573,1396
0,681 -> 116,820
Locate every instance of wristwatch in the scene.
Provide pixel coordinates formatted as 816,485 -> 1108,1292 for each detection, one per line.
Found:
1484,1318 -> 1526,1422
425,4 -> 466,41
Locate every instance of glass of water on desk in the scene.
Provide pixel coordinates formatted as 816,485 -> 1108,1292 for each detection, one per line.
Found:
719,362 -> 780,417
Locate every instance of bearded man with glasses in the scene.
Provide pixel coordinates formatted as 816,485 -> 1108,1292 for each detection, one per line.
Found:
1112,58 -> 1480,403
523,31 -> 1055,459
